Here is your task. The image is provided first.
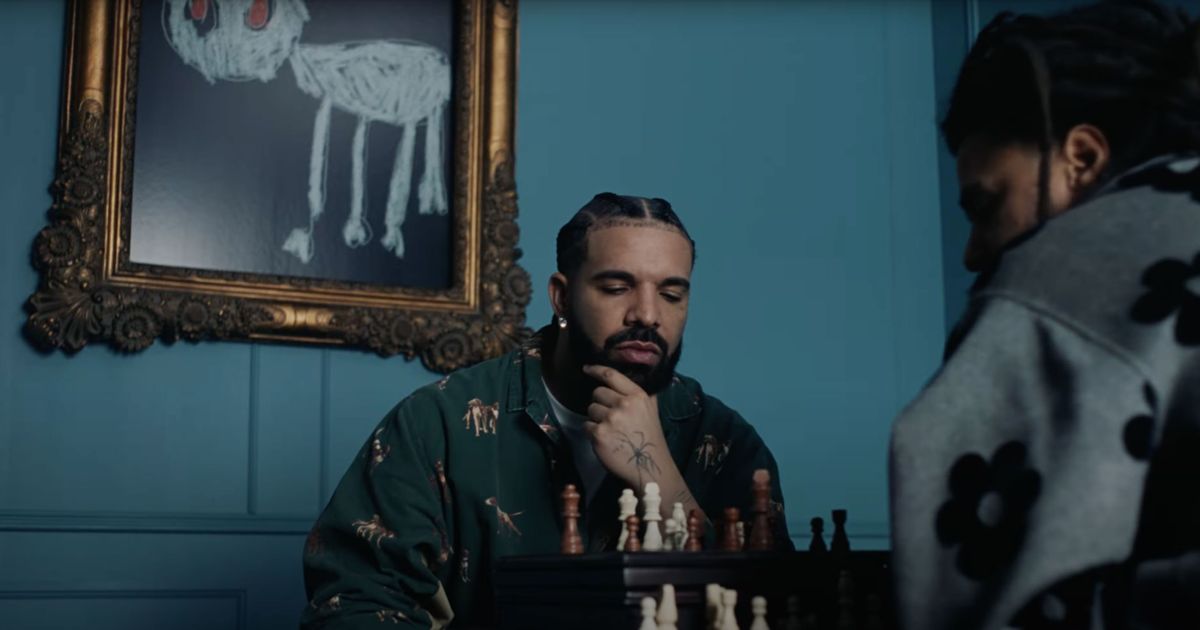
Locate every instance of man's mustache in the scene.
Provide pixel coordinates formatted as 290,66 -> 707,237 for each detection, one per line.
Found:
603,326 -> 668,356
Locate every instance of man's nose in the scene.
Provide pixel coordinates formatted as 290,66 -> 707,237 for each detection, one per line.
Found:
626,286 -> 660,328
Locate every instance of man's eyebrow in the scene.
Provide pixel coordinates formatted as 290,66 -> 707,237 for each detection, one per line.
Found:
660,277 -> 691,291
589,270 -> 636,284
588,270 -> 691,291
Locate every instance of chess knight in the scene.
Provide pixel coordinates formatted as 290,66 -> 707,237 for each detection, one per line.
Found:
302,193 -> 792,629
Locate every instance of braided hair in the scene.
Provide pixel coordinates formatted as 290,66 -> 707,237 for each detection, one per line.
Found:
942,0 -> 1200,205
555,193 -> 696,278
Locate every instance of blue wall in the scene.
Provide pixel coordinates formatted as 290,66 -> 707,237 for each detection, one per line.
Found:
2,1 -> 950,627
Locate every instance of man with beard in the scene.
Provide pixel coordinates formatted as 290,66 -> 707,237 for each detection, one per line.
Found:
301,193 -> 791,629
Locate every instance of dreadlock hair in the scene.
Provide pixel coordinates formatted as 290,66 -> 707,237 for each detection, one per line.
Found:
942,0 -> 1200,208
555,193 -> 695,279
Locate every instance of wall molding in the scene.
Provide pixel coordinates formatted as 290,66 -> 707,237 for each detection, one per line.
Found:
0,588 -> 247,630
0,511 -> 312,535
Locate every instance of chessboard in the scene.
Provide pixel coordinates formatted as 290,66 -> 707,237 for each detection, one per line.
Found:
494,549 -> 892,629
493,472 -> 894,629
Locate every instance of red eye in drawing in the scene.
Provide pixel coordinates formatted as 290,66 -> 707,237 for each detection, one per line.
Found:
246,0 -> 271,30
189,0 -> 208,22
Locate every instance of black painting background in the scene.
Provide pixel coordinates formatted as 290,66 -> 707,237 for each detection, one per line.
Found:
129,0 -> 455,288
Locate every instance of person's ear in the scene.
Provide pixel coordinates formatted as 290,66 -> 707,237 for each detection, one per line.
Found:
1061,124 -> 1110,197
548,272 -> 569,320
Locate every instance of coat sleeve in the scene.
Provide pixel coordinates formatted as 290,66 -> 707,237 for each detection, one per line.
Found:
301,391 -> 455,630
704,410 -> 795,551
890,295 -> 1164,630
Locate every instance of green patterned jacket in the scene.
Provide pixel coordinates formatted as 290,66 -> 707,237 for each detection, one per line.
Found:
301,330 -> 792,628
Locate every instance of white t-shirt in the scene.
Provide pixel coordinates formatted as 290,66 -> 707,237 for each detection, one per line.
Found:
543,379 -> 609,506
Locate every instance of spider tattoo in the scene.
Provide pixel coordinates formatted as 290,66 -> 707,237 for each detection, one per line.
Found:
616,430 -> 662,484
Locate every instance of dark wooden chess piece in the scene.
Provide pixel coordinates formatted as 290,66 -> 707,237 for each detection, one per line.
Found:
809,517 -> 828,553
560,484 -> 583,555
721,507 -> 741,552
623,515 -> 641,552
685,510 -> 703,551
748,468 -> 774,550
831,509 -> 850,555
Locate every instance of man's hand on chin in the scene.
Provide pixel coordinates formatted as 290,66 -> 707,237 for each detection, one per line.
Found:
582,364 -> 704,522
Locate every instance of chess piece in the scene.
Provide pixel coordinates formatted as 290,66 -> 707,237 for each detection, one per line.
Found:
837,569 -> 855,630
657,584 -> 678,630
662,517 -> 678,551
748,469 -> 774,550
736,522 -> 745,550
640,596 -> 659,630
720,589 -> 739,630
831,509 -> 850,555
721,507 -> 742,551
617,489 -> 639,551
686,511 -> 704,551
809,517 -> 828,553
866,593 -> 884,630
750,596 -> 769,630
642,482 -> 664,551
672,502 -> 688,549
624,515 -> 642,552
784,595 -> 802,630
706,584 -> 724,630
560,484 -> 583,555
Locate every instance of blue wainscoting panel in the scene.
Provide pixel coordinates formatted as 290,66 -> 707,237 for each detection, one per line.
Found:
0,590 -> 245,630
5,343 -> 253,514
0,531 -> 307,628
253,344 -> 324,517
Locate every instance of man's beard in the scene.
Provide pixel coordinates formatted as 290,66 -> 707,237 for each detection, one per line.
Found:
564,318 -> 682,395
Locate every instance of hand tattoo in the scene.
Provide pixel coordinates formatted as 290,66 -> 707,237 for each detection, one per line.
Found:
614,430 -> 662,486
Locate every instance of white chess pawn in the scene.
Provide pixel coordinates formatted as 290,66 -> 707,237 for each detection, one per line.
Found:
705,584 -> 724,630
656,584 -> 678,630
749,596 -> 770,630
720,589 -> 739,630
642,482 -> 664,551
640,596 -> 659,630
662,518 -> 678,551
672,501 -> 688,549
617,489 -> 639,550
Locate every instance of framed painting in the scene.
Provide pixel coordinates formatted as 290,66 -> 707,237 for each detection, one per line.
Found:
26,0 -> 530,372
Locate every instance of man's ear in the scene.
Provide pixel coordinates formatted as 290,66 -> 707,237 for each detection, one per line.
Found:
1061,124 -> 1110,196
548,272 -> 569,320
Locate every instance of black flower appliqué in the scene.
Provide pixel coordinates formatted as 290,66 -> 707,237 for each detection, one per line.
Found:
1130,253 -> 1200,345
1119,155 -> 1200,203
936,441 -> 1042,580
1123,383 -> 1157,461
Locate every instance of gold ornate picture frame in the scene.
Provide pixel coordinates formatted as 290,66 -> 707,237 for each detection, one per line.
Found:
26,0 -> 530,373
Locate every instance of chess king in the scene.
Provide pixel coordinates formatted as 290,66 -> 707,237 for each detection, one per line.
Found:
302,193 -> 792,628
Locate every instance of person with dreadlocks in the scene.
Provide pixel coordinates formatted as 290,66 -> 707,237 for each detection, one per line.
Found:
890,1 -> 1200,628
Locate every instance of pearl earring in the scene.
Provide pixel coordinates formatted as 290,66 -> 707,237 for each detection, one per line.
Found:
557,316 -> 567,330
